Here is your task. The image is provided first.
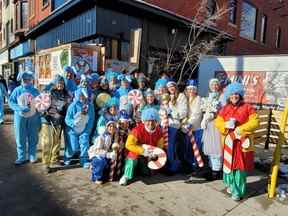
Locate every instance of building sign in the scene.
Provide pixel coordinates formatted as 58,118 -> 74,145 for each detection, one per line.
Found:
0,50 -> 9,65
199,55 -> 288,108
10,40 -> 34,60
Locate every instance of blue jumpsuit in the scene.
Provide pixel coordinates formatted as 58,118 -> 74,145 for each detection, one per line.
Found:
8,84 -> 40,163
65,96 -> 95,167
0,83 -> 8,123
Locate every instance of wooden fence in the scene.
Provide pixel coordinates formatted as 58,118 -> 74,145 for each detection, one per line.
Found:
254,109 -> 288,148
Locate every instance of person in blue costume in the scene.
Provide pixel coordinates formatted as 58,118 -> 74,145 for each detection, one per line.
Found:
154,78 -> 169,101
93,97 -> 119,138
115,74 -> 132,98
0,75 -> 8,124
8,71 -> 41,165
62,66 -> 77,97
99,77 -> 110,94
64,88 -> 95,168
137,75 -> 147,95
106,70 -> 119,96
88,73 -> 101,102
8,74 -> 19,95
141,88 -> 159,112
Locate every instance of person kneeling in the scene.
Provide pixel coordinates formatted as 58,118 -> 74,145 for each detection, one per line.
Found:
119,108 -> 164,186
88,121 -> 118,185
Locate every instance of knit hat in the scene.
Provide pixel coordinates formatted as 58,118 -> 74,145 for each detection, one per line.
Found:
89,73 -> 100,82
166,79 -> 177,88
186,79 -> 198,89
155,78 -> 168,90
106,97 -> 119,108
75,88 -> 89,101
145,88 -> 154,97
209,78 -> 220,91
223,82 -> 245,101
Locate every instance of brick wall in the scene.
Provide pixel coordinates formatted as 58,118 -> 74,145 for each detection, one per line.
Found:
145,0 -> 288,55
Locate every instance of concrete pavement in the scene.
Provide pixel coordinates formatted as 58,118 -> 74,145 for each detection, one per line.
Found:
0,113 -> 287,216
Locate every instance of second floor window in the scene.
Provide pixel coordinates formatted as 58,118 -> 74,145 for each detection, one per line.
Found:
15,1 -> 28,31
276,27 -> 281,48
207,0 -> 217,17
260,15 -> 267,44
229,0 -> 237,24
240,1 -> 257,40
42,0 -> 49,8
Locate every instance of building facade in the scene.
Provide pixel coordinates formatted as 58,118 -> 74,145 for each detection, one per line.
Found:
145,0 -> 288,55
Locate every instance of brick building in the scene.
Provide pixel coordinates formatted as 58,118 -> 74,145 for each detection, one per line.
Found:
145,0 -> 288,55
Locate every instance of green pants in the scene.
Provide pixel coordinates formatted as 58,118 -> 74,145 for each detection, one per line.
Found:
123,158 -> 150,179
223,170 -> 247,198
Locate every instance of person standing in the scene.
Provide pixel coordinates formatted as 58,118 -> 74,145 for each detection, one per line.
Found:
201,78 -> 223,180
8,71 -> 41,165
40,75 -> 70,172
0,76 -> 8,124
215,82 -> 259,201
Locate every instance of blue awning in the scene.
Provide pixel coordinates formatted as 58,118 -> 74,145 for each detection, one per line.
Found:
10,40 -> 34,60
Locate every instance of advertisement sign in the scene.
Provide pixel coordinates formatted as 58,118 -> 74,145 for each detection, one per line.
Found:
198,55 -> 288,108
71,47 -> 98,74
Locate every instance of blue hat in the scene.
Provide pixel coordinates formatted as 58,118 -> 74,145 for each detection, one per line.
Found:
155,78 -> 168,90
119,110 -> 130,122
75,88 -> 89,101
141,108 -> 160,122
63,66 -> 75,74
89,73 -> 100,82
186,79 -> 198,88
224,82 -> 245,101
17,71 -> 34,81
106,97 -> 119,108
145,88 -> 154,97
166,78 -> 177,88
118,74 -> 131,83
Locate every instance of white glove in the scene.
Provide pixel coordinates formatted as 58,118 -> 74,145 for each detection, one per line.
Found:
201,119 -> 208,129
235,127 -> 241,139
106,152 -> 116,160
143,148 -> 153,158
225,119 -> 235,129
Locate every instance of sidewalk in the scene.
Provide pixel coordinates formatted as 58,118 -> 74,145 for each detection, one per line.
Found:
0,113 -> 287,216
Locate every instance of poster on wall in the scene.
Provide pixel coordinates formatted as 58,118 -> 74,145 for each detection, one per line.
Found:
71,48 -> 98,74
215,70 -> 288,108
105,59 -> 129,72
38,54 -> 52,85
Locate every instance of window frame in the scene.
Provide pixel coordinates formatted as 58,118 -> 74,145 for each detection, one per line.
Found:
260,14 -> 267,44
29,0 -> 35,18
42,0 -> 49,10
275,27 -> 281,48
240,1 -> 258,41
228,0 -> 237,24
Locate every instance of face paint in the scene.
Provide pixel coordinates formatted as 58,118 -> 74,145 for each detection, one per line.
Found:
144,120 -> 156,131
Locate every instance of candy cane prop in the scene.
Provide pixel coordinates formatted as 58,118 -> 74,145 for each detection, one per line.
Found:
35,93 -> 51,112
223,131 -> 250,174
109,143 -> 120,182
188,129 -> 204,168
142,144 -> 167,170
159,109 -> 169,148
128,90 -> 143,107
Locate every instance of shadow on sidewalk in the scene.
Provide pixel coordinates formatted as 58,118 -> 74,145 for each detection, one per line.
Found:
0,123 -> 77,216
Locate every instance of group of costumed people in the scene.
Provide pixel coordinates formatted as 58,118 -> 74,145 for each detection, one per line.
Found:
5,66 -> 259,201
